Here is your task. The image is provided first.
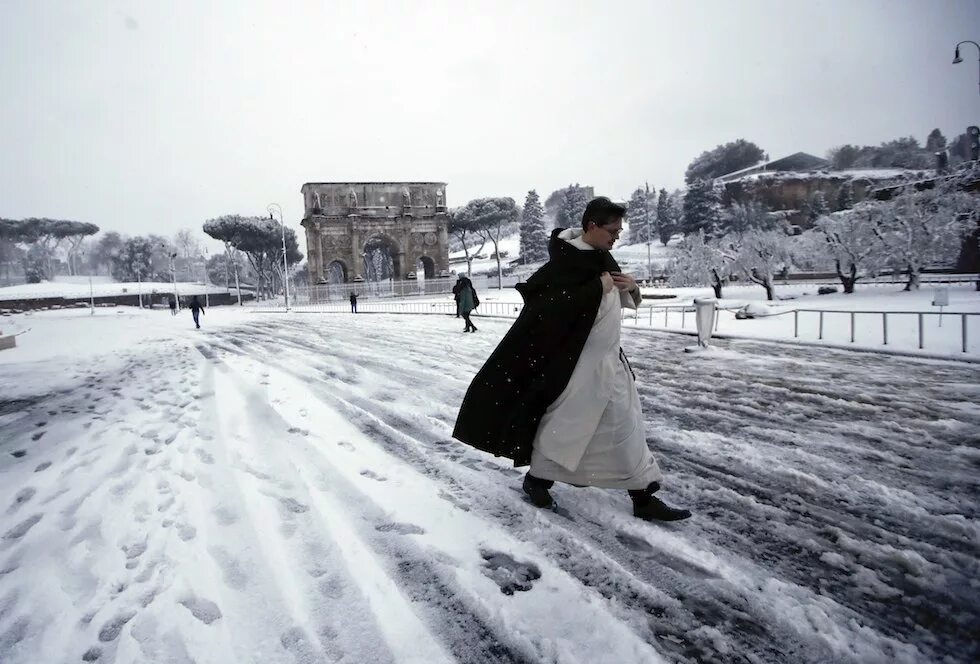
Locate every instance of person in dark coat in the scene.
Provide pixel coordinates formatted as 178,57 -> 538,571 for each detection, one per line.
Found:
452,277 -> 463,318
349,291 -> 358,313
189,295 -> 205,329
168,296 -> 177,316
457,277 -> 479,332
452,197 -> 690,522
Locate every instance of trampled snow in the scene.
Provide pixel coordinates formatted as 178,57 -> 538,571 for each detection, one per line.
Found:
0,307 -> 978,662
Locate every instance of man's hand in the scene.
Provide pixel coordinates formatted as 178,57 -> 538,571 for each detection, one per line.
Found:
600,272 -> 615,294
610,272 -> 638,293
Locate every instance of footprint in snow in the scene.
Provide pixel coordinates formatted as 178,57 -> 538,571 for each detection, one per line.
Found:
280,627 -> 321,663
97,610 -> 136,642
6,488 -> 35,514
208,546 -> 249,590
10,450 -> 26,458
479,549 -> 542,595
279,497 -> 309,514
212,505 -> 239,526
194,448 -> 215,464
179,596 -> 223,624
287,427 -> 309,436
3,514 -> 42,541
375,522 -> 425,535
337,441 -> 355,451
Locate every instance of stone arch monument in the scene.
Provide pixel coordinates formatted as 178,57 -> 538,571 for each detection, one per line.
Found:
300,182 -> 450,284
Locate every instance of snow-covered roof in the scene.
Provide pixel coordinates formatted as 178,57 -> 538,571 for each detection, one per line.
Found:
716,152 -> 829,183
725,168 -> 925,184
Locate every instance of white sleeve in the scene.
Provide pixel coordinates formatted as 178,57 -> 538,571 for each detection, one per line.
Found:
620,288 -> 642,310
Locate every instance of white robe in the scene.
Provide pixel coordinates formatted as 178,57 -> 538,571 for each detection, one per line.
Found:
529,229 -> 663,490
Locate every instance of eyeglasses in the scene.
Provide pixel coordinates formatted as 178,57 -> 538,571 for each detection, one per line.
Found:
594,224 -> 622,238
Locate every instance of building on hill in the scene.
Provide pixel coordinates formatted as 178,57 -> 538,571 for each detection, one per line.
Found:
716,153 -> 932,230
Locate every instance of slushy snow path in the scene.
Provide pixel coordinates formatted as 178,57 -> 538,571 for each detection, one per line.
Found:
0,310 -> 977,663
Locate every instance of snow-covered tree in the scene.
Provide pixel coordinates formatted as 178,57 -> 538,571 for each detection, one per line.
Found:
519,190 -> 548,264
22,245 -> 48,283
174,228 -> 202,259
874,185 -> 977,291
721,199 -> 772,235
558,184 -> 590,229
62,222 -> 100,276
448,207 -> 486,277
812,204 -> 886,293
737,229 -> 795,300
684,139 -> 766,184
668,231 -> 740,298
110,237 -> 154,282
203,215 -> 302,299
626,185 -> 655,245
89,231 -> 125,276
682,179 -> 723,237
925,128 -> 947,153
10,218 -> 98,279
655,189 -> 677,246
461,197 -> 519,289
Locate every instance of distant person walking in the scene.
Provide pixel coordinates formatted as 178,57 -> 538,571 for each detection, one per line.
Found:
168,297 -> 177,316
189,295 -> 205,329
457,276 -> 479,333
349,291 -> 358,313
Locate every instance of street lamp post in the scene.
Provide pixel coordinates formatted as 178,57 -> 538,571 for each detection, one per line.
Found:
952,40 -> 980,96
644,182 -> 652,283
202,248 -> 210,308
267,204 -> 290,310
168,249 -> 179,312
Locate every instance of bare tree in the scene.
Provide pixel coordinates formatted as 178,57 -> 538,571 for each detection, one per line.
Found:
737,229 -> 795,300
669,231 -> 740,298
812,205 -> 886,293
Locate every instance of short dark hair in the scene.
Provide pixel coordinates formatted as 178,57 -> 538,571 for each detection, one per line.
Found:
581,197 -> 626,230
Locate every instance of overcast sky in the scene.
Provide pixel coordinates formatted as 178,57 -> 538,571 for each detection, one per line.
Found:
1,0 -> 978,245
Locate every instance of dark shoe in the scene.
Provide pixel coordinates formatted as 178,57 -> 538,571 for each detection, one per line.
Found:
522,474 -> 554,509
629,483 -> 691,521
632,496 -> 691,521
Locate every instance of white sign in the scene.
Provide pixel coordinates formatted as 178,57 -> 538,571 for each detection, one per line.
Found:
932,287 -> 949,307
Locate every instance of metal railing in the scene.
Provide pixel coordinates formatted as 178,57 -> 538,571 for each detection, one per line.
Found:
623,303 -> 978,354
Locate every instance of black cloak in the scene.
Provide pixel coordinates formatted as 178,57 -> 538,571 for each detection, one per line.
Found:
452,228 -> 621,466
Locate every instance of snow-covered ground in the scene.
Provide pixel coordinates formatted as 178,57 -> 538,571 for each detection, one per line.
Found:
1,308 -> 977,662
0,281 -> 231,302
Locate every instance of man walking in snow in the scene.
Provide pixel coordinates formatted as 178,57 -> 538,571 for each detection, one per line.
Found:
453,197 -> 690,521
349,291 -> 358,313
168,296 -> 177,316
189,295 -> 205,329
